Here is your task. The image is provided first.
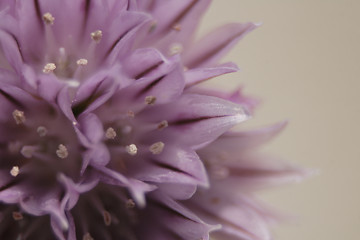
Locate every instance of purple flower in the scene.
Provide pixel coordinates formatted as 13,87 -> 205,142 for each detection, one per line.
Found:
0,1 -> 304,239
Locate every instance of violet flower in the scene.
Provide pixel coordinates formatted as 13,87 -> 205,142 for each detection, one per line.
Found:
0,1 -> 304,239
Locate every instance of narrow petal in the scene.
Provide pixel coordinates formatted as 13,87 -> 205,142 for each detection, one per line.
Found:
185,62 -> 239,87
183,22 -> 258,68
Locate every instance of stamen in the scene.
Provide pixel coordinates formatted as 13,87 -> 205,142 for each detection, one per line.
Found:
83,233 -> 94,240
127,110 -> 135,118
10,166 -> 19,177
149,20 -> 157,33
145,96 -> 156,105
43,12 -> 55,25
126,199 -> 136,209
43,63 -> 56,73
103,210 -> 111,226
20,146 -> 37,158
91,30 -> 103,43
76,58 -> 88,66
56,144 -> 68,159
105,127 -> 117,139
37,126 -> 48,137
12,211 -> 23,221
169,43 -> 183,56
8,141 -> 22,153
125,144 -> 138,156
149,142 -> 164,155
12,110 -> 26,124
210,165 -> 229,180
157,120 -> 168,130
122,125 -> 132,134
172,23 -> 182,31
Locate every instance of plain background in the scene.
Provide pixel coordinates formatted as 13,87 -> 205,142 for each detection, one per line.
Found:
197,1 -> 360,240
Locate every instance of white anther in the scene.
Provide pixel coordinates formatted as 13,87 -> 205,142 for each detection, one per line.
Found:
10,166 -> 19,177
37,126 -> 48,137
103,210 -> 111,226
20,146 -> 36,158
105,127 -> 117,139
126,199 -> 136,209
169,43 -> 183,56
56,144 -> 68,159
149,142 -> 164,155
172,24 -> 182,31
43,63 -> 56,73
76,58 -> 88,66
12,110 -> 26,125
126,144 -> 138,156
91,30 -> 102,43
145,96 -> 156,105
157,120 -> 168,130
43,12 -> 55,25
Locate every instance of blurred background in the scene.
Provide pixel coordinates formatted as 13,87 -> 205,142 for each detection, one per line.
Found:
198,1 -> 360,240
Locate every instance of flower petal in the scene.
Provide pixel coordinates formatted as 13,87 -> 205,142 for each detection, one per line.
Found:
183,22 -> 258,68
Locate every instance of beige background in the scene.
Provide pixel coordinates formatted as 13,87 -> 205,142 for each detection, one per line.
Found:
198,1 -> 360,240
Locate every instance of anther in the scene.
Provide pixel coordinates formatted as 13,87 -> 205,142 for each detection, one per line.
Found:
43,12 -> 55,25
210,165 -> 230,180
43,63 -> 56,73
105,127 -> 117,139
169,43 -> 183,56
56,144 -> 68,159
12,110 -> 26,124
21,146 -> 37,158
91,30 -> 102,43
37,126 -> 48,137
145,96 -> 156,105
126,144 -> 138,156
103,210 -> 111,226
157,120 -> 168,130
149,20 -> 157,33
126,199 -> 136,209
172,23 -> 182,31
83,233 -> 94,240
127,110 -> 135,118
149,142 -> 164,155
76,58 -> 88,66
10,166 -> 19,177
122,125 -> 132,134
12,211 -> 23,221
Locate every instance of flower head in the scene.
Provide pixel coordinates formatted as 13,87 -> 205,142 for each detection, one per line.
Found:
0,1 -> 304,239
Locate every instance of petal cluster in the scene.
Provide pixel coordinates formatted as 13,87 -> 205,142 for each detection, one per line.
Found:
0,1 -> 303,240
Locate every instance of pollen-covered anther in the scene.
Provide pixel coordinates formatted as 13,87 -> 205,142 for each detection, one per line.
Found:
83,233 -> 94,240
103,210 -> 112,226
127,110 -> 135,118
172,23 -> 182,31
43,63 -> 56,73
37,126 -> 48,137
10,166 -> 19,177
157,120 -> 168,130
12,211 -> 23,221
126,144 -> 138,156
169,43 -> 183,56
210,165 -> 230,180
12,110 -> 26,124
149,20 -> 157,33
91,30 -> 103,43
76,58 -> 88,66
149,142 -> 165,155
21,146 -> 37,158
145,96 -> 157,105
105,127 -> 117,139
126,199 -> 136,209
43,12 -> 55,25
56,144 -> 68,159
